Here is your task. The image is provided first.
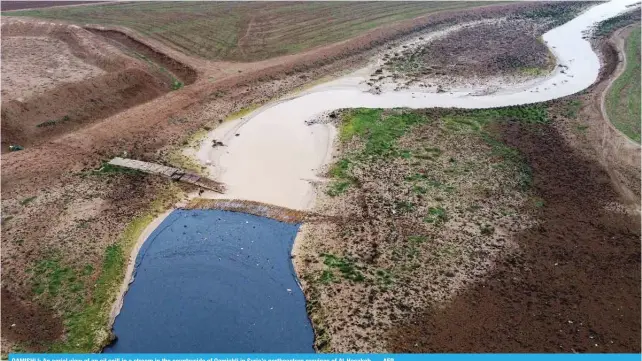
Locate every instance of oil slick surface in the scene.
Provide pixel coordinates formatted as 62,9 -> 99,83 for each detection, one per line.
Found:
105,210 -> 313,353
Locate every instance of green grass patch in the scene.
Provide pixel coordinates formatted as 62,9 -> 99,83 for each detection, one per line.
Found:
321,253 -> 365,282
30,257 -> 84,298
395,201 -> 416,214
562,99 -> 583,119
319,270 -> 337,284
326,158 -> 355,196
171,80 -> 184,90
424,206 -> 448,225
339,108 -> 427,158
481,132 -> 532,190
375,269 -> 394,286
405,173 -> 428,182
605,26 -> 641,143
408,235 -> 428,244
445,105 -> 549,130
328,158 -> 351,179
326,180 -> 352,197
480,224 -> 495,235
45,184 -> 183,352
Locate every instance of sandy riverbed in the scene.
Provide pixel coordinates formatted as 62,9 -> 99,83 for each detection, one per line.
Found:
189,0 -> 637,211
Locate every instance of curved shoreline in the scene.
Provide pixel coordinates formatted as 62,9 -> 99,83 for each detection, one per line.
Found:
106,0 -> 638,350
106,209 -> 174,336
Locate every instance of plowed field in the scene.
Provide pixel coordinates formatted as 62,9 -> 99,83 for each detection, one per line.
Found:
7,1 -> 490,61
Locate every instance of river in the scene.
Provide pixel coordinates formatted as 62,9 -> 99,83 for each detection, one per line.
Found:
108,0 -> 637,353
194,0 -> 637,211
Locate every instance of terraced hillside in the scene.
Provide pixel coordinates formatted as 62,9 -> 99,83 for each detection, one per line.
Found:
6,1 -> 490,61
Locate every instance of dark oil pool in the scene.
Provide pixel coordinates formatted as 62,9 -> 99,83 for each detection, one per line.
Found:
104,209 -> 314,353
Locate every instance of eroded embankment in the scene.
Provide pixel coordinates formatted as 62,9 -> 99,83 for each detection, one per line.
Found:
86,27 -> 198,86
1,68 -> 167,148
0,18 -> 197,151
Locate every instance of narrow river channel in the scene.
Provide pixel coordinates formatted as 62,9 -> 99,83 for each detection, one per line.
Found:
107,0 -> 637,353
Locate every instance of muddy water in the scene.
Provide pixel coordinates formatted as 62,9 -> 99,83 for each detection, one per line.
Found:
195,0 -> 638,211
106,210 -> 313,353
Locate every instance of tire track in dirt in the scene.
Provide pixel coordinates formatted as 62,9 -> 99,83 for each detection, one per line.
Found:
237,15 -> 256,58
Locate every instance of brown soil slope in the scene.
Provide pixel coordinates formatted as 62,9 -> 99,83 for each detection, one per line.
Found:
389,118 -> 640,352
0,18 -> 193,151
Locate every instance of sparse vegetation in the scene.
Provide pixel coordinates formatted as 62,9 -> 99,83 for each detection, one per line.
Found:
171,80 -> 184,91
322,253 -> 365,282
562,99 -> 583,119
326,181 -> 352,197
225,104 -> 262,121
46,183 -> 183,352
593,7 -> 641,38
516,2 -> 592,28
131,52 -> 185,90
424,206 -> 447,224
36,115 -> 70,128
300,105 -> 548,351
91,162 -> 144,176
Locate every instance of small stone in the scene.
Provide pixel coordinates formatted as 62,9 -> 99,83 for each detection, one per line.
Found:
445,271 -> 455,277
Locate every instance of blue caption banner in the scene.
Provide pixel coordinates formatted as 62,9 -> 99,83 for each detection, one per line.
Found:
8,354 -> 642,361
